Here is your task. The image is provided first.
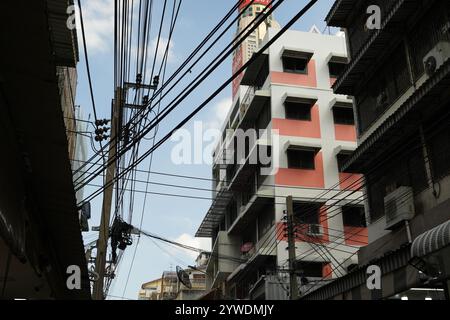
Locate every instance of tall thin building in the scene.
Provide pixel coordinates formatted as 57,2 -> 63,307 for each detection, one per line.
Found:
232,0 -> 280,99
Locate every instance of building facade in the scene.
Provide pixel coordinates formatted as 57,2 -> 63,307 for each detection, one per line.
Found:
301,0 -> 450,300
0,0 -> 90,299
197,22 -> 369,299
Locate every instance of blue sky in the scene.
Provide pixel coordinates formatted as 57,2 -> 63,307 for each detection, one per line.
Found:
74,0 -> 336,300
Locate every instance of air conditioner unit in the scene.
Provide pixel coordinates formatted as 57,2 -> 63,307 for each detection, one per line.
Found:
423,41 -> 450,77
384,186 -> 415,230
307,224 -> 323,237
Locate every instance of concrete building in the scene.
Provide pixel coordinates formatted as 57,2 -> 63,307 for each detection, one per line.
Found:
139,278 -> 163,300
197,19 -> 369,298
139,252 -> 209,300
301,0 -> 450,300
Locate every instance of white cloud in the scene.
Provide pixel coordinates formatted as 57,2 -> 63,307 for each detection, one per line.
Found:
204,97 -> 232,131
174,233 -> 211,260
149,36 -> 177,64
75,0 -> 114,54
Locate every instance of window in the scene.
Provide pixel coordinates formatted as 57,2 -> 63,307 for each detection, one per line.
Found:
293,202 -> 321,224
336,152 -> 352,172
427,114 -> 450,180
328,62 -> 346,78
227,200 -> 238,229
295,261 -> 324,278
285,101 -> 313,121
342,206 -> 366,227
257,202 -> 275,240
282,56 -> 309,74
281,50 -> 312,74
333,106 -> 355,125
256,101 -> 271,133
287,148 -> 317,170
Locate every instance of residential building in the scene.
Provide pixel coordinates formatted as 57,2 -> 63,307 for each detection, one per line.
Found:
140,253 -> 209,300
301,0 -> 450,300
139,278 -> 163,300
196,20 -> 369,298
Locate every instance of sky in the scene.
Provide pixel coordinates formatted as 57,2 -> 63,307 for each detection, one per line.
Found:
73,0 -> 337,300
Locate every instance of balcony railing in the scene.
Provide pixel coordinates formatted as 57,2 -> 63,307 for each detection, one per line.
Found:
241,225 -> 276,262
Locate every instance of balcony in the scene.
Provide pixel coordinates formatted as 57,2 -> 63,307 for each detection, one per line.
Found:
228,191 -> 275,235
227,141 -> 272,191
331,0 -> 432,95
226,225 -> 277,284
231,86 -> 271,131
241,52 -> 269,87
206,231 -> 242,289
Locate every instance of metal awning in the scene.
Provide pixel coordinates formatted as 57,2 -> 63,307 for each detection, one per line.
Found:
281,49 -> 313,61
241,52 -> 269,86
325,0 -> 356,27
284,95 -> 317,106
47,0 -> 79,67
326,53 -> 348,64
343,58 -> 450,173
412,220 -> 450,258
330,99 -> 353,110
195,188 -> 233,237
301,244 -> 413,300
332,0 -> 419,95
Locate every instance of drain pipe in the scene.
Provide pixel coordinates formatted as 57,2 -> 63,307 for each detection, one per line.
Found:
405,220 -> 413,243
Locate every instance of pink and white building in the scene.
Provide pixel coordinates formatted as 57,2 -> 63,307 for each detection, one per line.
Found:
196,5 -> 367,300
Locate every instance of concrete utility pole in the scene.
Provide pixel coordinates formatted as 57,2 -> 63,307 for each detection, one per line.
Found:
92,88 -> 121,300
286,196 -> 299,300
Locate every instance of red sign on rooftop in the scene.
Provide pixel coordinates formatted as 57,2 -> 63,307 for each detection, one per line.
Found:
239,0 -> 271,11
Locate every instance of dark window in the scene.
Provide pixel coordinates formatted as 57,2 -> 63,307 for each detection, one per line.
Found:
285,101 -> 313,121
256,101 -> 271,133
227,200 -> 238,229
293,202 -> 321,225
287,148 -> 316,170
336,152 -> 352,173
295,261 -> 324,278
257,202 -> 275,240
333,107 -> 355,125
342,206 -> 366,227
282,56 -> 309,74
427,116 -> 450,180
328,62 -> 346,78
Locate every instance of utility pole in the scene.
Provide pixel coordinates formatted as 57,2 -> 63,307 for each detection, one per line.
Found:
286,196 -> 299,300
92,88 -> 121,300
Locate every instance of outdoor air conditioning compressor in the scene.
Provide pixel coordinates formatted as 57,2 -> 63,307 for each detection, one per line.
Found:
384,186 -> 415,230
423,41 -> 450,76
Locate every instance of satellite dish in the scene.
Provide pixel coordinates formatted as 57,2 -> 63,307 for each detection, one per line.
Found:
176,266 -> 192,289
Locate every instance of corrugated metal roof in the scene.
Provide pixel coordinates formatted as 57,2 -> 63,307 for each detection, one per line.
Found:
195,188 -> 233,237
47,0 -> 79,67
331,0 -> 433,96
